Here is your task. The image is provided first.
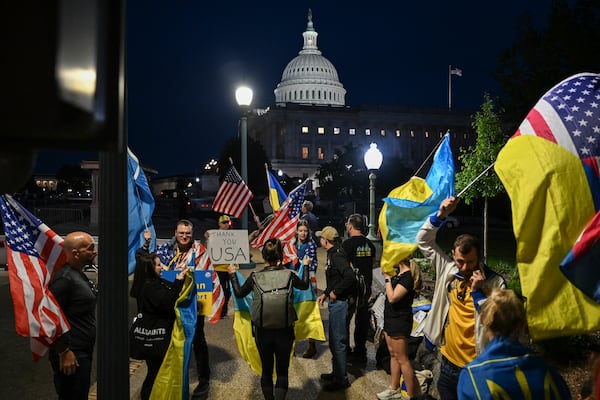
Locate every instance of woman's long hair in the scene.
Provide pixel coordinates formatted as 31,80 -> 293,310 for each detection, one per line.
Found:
130,253 -> 160,299
296,219 -> 312,244
398,257 -> 422,295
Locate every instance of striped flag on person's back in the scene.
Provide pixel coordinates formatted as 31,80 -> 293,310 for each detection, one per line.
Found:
0,194 -> 69,360
212,165 -> 253,218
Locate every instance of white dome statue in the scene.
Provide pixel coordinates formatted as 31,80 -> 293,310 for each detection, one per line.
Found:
274,9 -> 346,106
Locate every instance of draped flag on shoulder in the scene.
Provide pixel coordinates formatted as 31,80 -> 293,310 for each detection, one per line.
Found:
231,263 -> 325,375
494,72 -> 600,340
128,147 -> 156,275
150,271 -> 197,400
378,133 -> 455,275
251,180 -> 307,265
213,164 -> 253,218
0,194 -> 69,361
266,165 -> 287,212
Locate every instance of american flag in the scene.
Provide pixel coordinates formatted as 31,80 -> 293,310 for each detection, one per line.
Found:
251,180 -> 307,264
515,72 -> 600,159
212,165 -> 253,218
450,68 -> 462,77
0,195 -> 70,361
514,72 -> 600,302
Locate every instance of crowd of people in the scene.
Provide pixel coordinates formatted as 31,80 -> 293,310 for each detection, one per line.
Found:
46,196 -> 598,400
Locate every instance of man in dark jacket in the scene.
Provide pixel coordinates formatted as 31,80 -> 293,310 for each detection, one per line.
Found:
316,226 -> 356,392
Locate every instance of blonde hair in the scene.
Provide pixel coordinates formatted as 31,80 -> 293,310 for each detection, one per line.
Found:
480,289 -> 526,338
399,257 -> 422,295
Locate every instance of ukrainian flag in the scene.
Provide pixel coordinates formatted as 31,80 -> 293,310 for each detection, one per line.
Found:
378,134 -> 455,275
232,264 -> 325,375
267,166 -> 287,212
150,272 -> 197,400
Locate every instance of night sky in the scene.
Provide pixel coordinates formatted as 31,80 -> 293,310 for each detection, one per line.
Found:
35,0 -> 551,176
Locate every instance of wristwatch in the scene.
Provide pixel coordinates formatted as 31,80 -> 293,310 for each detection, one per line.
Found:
385,278 -> 391,283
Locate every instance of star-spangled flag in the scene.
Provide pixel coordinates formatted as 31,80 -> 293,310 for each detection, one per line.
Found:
450,68 -> 462,77
212,165 -> 253,219
495,72 -> 600,339
0,194 -> 70,361
251,180 -> 307,264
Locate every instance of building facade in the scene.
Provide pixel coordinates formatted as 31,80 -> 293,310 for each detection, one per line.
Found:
248,10 -> 476,187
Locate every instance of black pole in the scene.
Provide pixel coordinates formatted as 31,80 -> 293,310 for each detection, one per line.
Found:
97,0 -> 129,398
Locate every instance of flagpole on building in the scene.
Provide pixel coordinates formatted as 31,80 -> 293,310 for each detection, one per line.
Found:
448,64 -> 452,111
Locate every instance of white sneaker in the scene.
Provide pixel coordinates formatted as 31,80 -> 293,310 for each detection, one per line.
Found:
376,387 -> 404,400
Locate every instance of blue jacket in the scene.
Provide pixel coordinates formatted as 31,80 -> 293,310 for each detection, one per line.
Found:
457,336 -> 571,400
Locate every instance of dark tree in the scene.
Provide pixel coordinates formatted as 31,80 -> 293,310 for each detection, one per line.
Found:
493,0 -> 600,126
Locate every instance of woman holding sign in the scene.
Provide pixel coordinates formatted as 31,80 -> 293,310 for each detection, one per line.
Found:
130,253 -> 188,400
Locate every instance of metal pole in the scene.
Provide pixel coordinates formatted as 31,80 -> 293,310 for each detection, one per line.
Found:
240,112 -> 248,232
366,171 -> 378,240
448,64 -> 452,111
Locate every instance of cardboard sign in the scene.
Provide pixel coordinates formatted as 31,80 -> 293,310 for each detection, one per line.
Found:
161,270 -> 213,315
207,229 -> 250,264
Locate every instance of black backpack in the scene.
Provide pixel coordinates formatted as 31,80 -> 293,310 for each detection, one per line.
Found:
337,248 -> 368,310
251,268 -> 297,329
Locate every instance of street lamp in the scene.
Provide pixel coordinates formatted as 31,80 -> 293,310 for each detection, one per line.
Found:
363,143 -> 383,241
235,86 -> 253,232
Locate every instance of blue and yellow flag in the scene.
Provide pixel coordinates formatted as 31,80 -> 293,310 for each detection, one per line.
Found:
150,272 -> 197,400
378,134 -> 455,275
494,72 -> 600,339
127,147 -> 156,275
231,265 -> 325,375
266,166 -> 287,212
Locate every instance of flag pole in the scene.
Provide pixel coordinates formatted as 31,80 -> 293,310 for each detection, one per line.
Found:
456,162 -> 495,198
413,133 -> 447,177
448,64 -> 452,111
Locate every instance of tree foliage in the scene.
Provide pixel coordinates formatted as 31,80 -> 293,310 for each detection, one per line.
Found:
456,94 -> 506,204
493,0 -> 600,124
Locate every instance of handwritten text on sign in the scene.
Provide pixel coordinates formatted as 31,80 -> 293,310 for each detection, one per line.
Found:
207,229 -> 250,264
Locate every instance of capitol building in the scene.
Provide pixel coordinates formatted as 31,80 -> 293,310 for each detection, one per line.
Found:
247,10 -> 475,189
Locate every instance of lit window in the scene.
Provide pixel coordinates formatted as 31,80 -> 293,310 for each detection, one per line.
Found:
349,128 -> 356,135
333,127 -> 340,135
463,133 -> 468,139
302,126 -> 309,134
425,131 -> 429,138
317,147 -> 325,160
318,127 -> 325,135
410,130 -> 415,138
380,129 -> 386,136
302,146 -> 309,159
395,130 -> 401,137
365,129 -> 371,136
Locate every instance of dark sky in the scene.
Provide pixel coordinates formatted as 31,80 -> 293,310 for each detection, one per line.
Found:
35,0 -> 550,176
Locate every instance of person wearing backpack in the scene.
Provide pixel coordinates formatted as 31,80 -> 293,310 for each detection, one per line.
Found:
316,226 -> 356,392
228,238 -> 309,400
342,213 -> 376,364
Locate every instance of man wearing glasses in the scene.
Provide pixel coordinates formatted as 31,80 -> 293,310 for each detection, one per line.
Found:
141,219 -> 213,399
416,196 -> 505,400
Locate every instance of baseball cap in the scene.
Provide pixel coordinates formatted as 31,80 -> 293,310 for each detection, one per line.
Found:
315,226 -> 339,242
218,215 -> 231,224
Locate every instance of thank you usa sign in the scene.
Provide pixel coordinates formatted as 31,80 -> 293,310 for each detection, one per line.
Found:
207,229 -> 250,264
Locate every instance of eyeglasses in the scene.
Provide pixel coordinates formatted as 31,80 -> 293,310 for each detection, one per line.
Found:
457,280 -> 467,301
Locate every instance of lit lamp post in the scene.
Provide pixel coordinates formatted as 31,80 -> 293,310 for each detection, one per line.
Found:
235,86 -> 253,232
363,143 -> 383,241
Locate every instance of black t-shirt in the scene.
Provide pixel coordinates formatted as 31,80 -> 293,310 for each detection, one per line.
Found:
384,270 -> 414,319
342,235 -> 376,289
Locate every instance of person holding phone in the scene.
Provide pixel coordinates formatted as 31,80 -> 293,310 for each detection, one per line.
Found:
416,196 -> 506,400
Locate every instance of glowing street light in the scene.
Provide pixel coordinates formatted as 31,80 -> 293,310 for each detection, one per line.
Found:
363,143 -> 383,241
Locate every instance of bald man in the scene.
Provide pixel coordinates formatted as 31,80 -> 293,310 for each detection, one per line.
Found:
48,231 -> 98,400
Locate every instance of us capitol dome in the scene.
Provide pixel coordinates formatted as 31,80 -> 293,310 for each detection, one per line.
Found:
274,9 -> 346,106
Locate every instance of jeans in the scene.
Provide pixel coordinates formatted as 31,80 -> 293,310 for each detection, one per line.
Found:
437,355 -> 461,400
49,350 -> 93,400
328,299 -> 349,384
